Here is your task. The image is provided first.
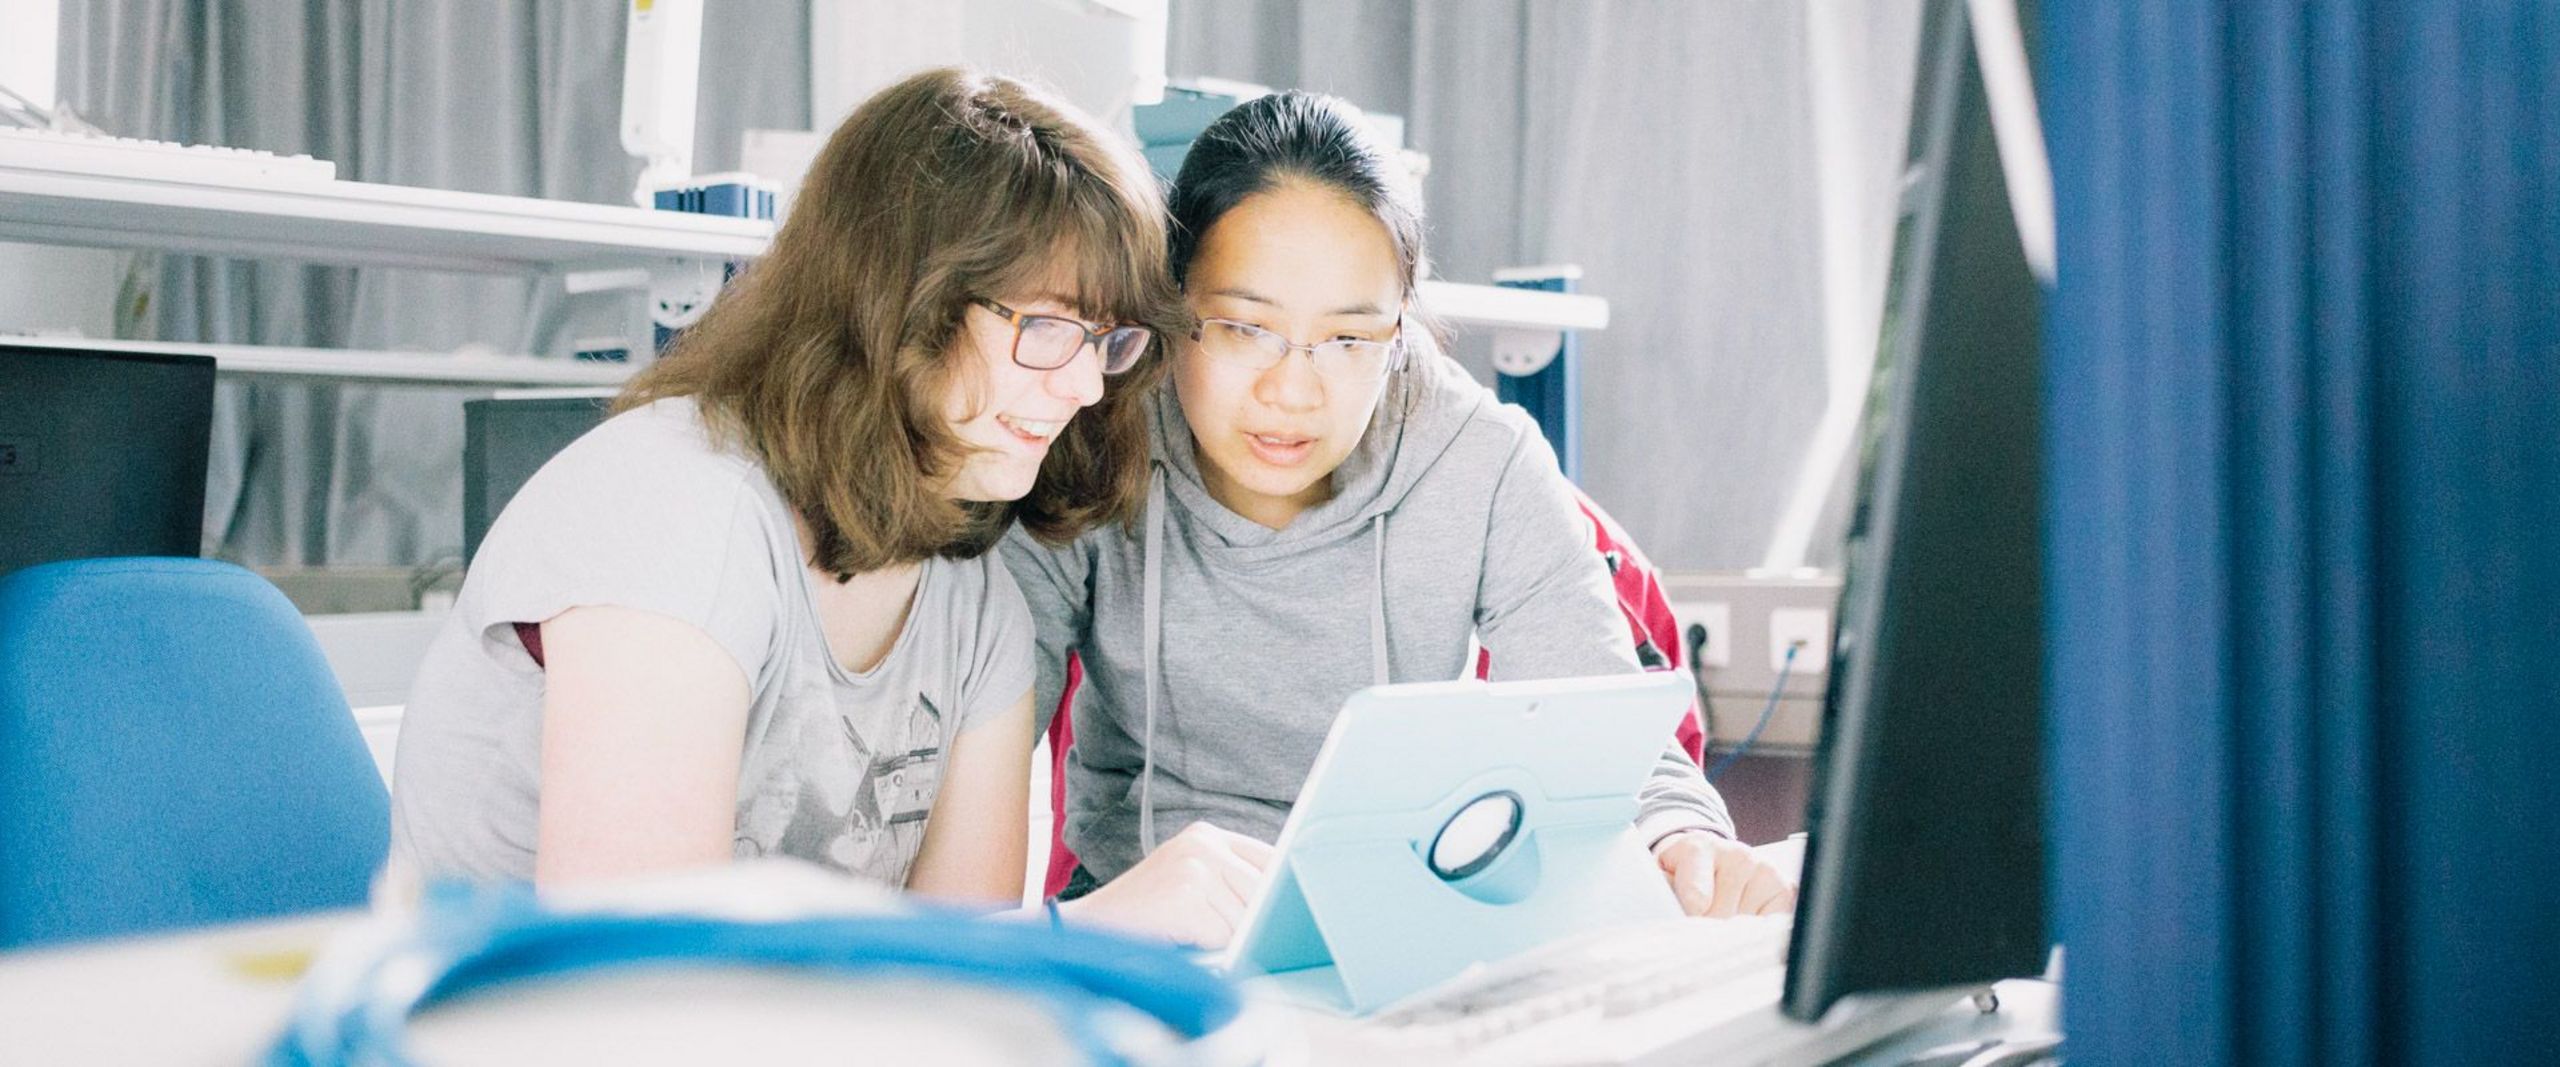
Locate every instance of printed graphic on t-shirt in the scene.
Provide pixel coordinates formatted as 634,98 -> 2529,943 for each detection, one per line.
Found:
737,692 -> 946,880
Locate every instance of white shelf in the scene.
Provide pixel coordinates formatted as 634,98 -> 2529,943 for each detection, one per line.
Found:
1418,280 -> 1611,332
0,162 -> 1608,333
2,335 -> 636,387
0,166 -> 771,275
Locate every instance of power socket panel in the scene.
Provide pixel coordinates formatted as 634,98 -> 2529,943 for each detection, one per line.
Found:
1768,606 -> 1833,674
1665,571 -> 1845,752
1682,601 -> 1733,668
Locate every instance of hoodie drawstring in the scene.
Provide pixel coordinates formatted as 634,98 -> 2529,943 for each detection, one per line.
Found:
1370,514 -> 1390,686
1133,477 -> 1394,859
1139,467 -> 1166,855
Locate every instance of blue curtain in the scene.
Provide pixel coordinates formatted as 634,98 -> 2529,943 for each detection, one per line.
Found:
2044,4 -> 2560,1064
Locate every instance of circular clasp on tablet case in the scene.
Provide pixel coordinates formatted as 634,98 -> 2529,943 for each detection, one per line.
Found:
1428,789 -> 1525,882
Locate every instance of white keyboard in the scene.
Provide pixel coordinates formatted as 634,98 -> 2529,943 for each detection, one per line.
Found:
1358,913 -> 1795,1062
0,126 -> 336,185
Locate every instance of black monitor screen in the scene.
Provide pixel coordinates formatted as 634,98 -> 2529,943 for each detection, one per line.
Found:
462,394 -> 612,565
0,345 -> 215,579
1781,0 -> 2048,1021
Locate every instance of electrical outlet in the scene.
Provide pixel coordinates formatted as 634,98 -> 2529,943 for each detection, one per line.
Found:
1769,607 -> 1832,674
1671,600 -> 1733,669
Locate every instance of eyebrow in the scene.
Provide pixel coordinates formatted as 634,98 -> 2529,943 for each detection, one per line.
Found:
1016,292 -> 1117,325
1200,287 -> 1390,318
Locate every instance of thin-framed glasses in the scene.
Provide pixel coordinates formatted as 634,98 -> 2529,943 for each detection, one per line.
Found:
972,297 -> 1152,375
1189,316 -> 1404,380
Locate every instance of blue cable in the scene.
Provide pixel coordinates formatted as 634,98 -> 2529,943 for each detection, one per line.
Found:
268,880 -> 1242,1067
1707,642 -> 1797,783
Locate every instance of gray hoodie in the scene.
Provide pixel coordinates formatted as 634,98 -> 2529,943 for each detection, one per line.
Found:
1001,351 -> 1734,883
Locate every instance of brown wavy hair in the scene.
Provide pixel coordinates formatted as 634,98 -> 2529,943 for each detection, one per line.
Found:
618,68 -> 1178,578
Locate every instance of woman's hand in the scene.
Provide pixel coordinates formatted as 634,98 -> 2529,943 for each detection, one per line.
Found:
1654,829 -> 1797,918
1060,821 -> 1275,949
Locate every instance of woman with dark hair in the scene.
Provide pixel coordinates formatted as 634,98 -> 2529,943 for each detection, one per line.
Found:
1005,90 -> 1794,942
390,69 -> 1252,938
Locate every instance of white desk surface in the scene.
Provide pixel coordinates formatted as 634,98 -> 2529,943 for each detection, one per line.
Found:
0,836 -> 2046,1065
0,907 -> 1103,1064
0,906 -> 2053,1066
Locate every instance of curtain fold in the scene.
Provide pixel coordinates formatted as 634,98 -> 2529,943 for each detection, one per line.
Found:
2045,3 -> 2560,1062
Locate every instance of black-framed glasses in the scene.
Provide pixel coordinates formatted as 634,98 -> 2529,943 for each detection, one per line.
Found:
972,297 -> 1152,375
1189,316 -> 1404,381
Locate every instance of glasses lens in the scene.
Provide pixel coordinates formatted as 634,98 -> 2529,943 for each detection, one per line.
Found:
1014,316 -> 1087,369
1314,340 -> 1394,379
1101,327 -> 1152,374
1199,320 -> 1285,367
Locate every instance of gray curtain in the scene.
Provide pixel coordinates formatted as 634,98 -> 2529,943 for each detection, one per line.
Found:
1169,0 -> 1920,571
56,0 -> 809,570
49,1 -> 1909,573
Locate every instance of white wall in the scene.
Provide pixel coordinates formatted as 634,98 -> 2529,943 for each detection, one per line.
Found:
0,0 -> 57,108
0,0 -> 120,341
809,0 -> 1167,134
0,244 -> 120,338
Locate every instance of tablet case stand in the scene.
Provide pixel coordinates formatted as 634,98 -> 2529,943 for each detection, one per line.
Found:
1234,763 -> 1683,1014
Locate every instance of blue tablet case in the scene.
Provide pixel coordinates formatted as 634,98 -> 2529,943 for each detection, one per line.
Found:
1220,672 -> 1692,1014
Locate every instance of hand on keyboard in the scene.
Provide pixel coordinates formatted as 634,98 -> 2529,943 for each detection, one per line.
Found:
1654,830 -> 1798,917
1060,821 -> 1274,950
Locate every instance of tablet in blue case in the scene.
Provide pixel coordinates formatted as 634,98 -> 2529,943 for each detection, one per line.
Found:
1218,671 -> 1692,1014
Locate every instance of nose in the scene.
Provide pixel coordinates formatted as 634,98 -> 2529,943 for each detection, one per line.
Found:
1252,347 -> 1327,414
1045,340 -> 1107,407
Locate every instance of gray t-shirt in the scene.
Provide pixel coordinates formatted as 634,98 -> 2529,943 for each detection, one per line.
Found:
391,397 -> 1035,885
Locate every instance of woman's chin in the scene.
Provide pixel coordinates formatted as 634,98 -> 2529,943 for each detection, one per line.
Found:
946,466 -> 1041,504
1229,467 -> 1328,506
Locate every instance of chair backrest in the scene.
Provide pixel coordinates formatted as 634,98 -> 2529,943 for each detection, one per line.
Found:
1568,490 -> 1706,764
1041,654 -> 1086,899
1474,490 -> 1707,762
0,557 -> 390,950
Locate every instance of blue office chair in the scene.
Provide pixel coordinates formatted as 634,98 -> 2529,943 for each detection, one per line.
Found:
0,557 -> 389,950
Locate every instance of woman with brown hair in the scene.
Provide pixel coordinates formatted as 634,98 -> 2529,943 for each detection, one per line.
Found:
389,68 -> 1266,940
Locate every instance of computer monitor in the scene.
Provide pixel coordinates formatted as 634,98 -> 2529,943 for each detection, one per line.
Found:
461,393 -> 613,565
1780,0 -> 2048,1022
0,344 -> 215,579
